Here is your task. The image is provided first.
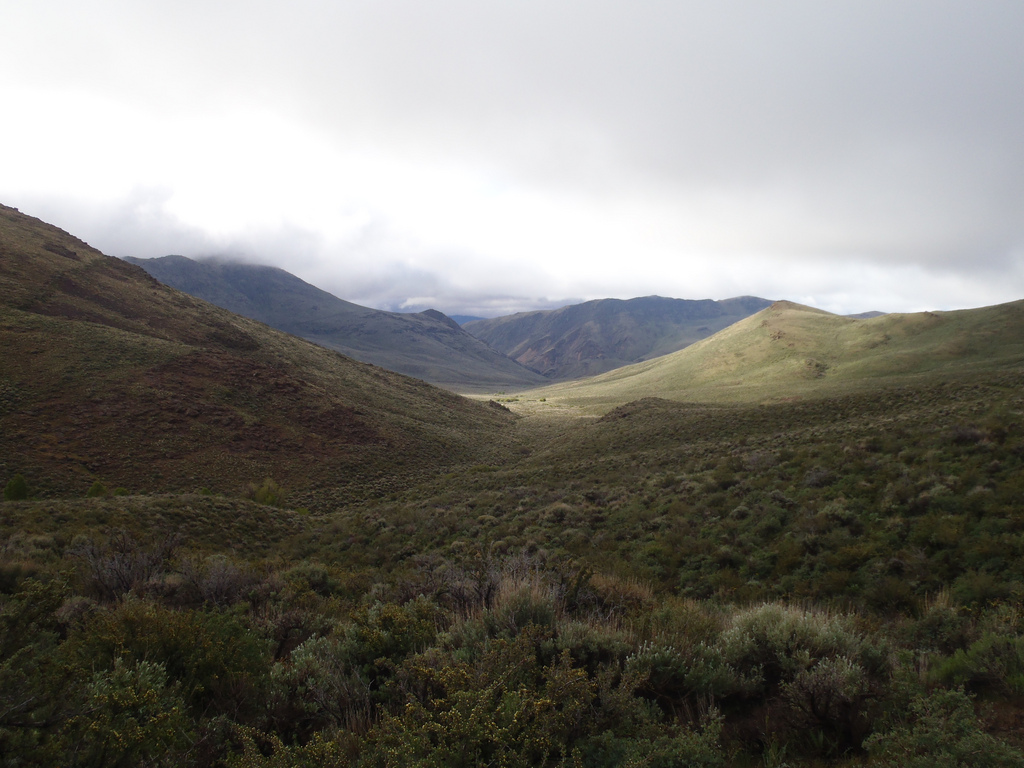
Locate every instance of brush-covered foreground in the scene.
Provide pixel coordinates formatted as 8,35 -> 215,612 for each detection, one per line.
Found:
4,368 -> 1024,766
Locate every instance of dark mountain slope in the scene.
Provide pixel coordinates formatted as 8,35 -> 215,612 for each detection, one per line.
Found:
463,295 -> 773,380
0,204 -> 514,503
124,255 -> 545,392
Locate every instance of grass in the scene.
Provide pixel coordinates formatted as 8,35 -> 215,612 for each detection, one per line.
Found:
501,299 -> 1024,411
4,203 -> 1024,765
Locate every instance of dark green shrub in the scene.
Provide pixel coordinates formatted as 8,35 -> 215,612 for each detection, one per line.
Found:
719,604 -> 867,692
3,474 -> 28,501
85,481 -> 108,498
364,637 -> 596,768
865,688 -> 1024,767
65,599 -> 271,717
225,727 -> 351,767
931,632 -> 1024,696
909,592 -> 973,655
339,596 -> 443,693
779,655 -> 872,756
267,634 -> 376,738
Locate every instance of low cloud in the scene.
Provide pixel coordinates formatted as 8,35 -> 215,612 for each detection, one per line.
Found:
2,2 -> 1022,317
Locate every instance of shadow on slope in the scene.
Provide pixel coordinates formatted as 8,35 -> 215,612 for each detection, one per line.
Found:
125,255 -> 546,393
0,205 -> 515,504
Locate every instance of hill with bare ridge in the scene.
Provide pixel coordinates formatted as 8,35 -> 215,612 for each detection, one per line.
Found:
0,204 -> 515,502
463,295 -> 773,380
124,255 -> 545,392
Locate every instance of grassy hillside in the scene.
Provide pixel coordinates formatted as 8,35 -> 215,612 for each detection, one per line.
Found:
5,205 -> 1024,766
125,255 -> 546,392
0,204 -> 515,502
522,299 -> 1024,409
464,295 -> 773,380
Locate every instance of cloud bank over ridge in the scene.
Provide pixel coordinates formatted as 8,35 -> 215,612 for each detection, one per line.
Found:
2,1 -> 1023,316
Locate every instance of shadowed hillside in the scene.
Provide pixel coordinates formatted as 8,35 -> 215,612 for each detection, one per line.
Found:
0,205 -> 515,502
524,299 -> 1024,408
464,295 -> 773,379
124,255 -> 546,392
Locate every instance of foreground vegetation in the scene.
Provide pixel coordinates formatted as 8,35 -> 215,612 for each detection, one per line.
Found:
4,368 -> 1024,766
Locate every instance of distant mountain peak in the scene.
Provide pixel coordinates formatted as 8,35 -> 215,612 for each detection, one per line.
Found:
418,308 -> 462,331
464,295 -> 774,380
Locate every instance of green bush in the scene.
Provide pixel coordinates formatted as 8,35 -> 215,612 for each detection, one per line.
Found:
3,474 -> 28,501
85,481 -> 108,498
865,687 -> 1024,767
62,657 -> 193,768
270,631 -> 405,737
248,478 -> 286,507
364,637 -> 595,768
719,604 -> 868,692
226,728 -> 351,768
931,632 -> 1024,696
65,599 -> 272,717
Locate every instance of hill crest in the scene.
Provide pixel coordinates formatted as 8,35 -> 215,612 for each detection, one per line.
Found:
524,298 -> 1024,407
463,294 -> 774,380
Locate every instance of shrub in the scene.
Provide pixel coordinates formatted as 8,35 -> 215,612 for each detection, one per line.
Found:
364,637 -> 596,768
247,478 -> 285,507
865,688 -> 1024,767
625,639 -> 746,704
62,657 -> 193,767
68,529 -> 179,602
339,596 -> 443,695
86,481 -> 108,498
930,632 -> 1024,696
779,655 -> 871,756
66,599 -> 272,717
3,474 -> 28,501
179,555 -> 261,607
909,591 -> 973,655
225,727 -> 351,768
267,635 -> 375,737
718,604 -> 868,693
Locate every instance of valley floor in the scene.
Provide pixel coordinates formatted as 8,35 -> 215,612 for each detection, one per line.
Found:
4,369 -> 1024,766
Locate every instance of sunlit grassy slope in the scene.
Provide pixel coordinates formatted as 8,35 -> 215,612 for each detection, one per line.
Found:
520,299 -> 1024,409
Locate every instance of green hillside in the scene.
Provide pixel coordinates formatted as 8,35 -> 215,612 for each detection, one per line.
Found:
523,299 -> 1024,408
125,255 -> 546,392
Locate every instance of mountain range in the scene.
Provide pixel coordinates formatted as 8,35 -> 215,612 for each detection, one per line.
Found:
123,255 -> 545,392
463,295 -> 774,380
128,255 -> 777,386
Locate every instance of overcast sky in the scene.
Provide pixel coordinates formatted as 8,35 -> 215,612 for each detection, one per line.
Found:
3,1 -> 1023,316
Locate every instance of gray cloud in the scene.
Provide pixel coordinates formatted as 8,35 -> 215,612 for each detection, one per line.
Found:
1,1 -> 1022,316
